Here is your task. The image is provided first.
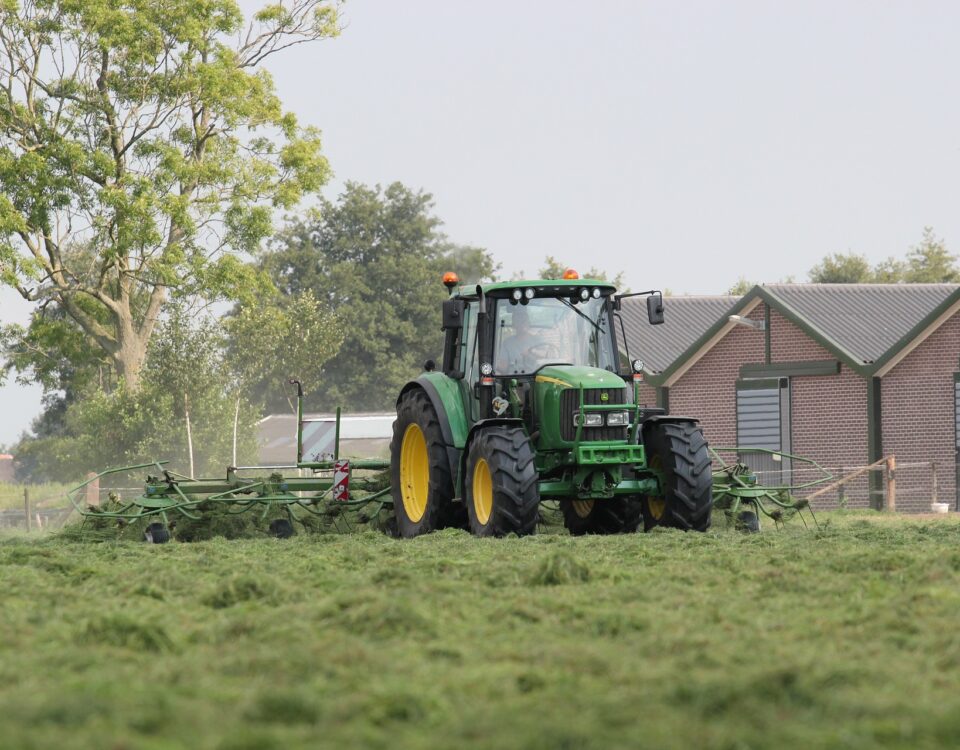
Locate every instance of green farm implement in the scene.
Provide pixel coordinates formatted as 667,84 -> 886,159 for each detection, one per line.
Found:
69,271 -> 831,542
711,447 -> 831,531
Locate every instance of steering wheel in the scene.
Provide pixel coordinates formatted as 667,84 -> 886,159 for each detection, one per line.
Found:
527,342 -> 561,361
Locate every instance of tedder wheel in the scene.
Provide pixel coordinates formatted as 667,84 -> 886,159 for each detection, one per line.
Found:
737,510 -> 760,533
144,522 -> 170,544
641,421 -> 712,532
269,518 -> 295,539
390,389 -> 457,538
560,498 -> 642,536
465,426 -> 539,537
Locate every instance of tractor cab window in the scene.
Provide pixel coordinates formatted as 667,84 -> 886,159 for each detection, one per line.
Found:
494,295 -> 617,375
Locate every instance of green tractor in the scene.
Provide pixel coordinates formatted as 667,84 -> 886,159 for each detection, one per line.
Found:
389,271 -> 713,538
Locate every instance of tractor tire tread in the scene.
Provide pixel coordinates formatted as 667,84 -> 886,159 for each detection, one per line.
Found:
390,389 -> 458,537
466,426 -> 539,537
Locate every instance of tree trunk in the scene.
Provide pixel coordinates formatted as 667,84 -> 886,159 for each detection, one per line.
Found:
113,316 -> 149,391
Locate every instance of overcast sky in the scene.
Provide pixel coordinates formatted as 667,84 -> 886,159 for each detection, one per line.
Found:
2,0 -> 959,445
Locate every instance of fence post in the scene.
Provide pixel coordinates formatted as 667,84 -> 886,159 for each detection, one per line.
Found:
931,462 -> 938,506
23,487 -> 31,532
885,456 -> 896,512
837,468 -> 846,509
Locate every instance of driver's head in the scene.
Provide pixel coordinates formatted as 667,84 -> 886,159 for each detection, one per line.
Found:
512,306 -> 530,334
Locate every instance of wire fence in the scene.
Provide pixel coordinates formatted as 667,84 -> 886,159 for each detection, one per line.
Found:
719,456 -> 951,513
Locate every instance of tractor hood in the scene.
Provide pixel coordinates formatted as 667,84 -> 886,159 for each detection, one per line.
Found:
533,365 -> 628,392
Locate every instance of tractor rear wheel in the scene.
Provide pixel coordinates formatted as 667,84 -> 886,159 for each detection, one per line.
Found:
465,426 -> 539,537
641,421 -> 712,532
390,390 -> 456,538
560,497 -> 642,535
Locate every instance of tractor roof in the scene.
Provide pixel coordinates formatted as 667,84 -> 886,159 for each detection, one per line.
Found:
462,278 -> 617,297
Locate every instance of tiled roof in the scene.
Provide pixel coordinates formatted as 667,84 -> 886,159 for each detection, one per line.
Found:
764,284 -> 960,364
619,295 -> 739,373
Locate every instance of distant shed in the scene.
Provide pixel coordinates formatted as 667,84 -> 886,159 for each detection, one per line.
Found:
258,413 -> 393,465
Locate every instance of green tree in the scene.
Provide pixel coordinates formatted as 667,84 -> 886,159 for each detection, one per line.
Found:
14,309 -> 259,482
0,0 -> 338,390
224,291 -> 344,412
726,277 -> 756,295
538,256 -> 627,289
903,227 -> 959,282
872,257 -> 906,283
808,253 -> 873,283
443,245 -> 500,284
262,182 -> 497,411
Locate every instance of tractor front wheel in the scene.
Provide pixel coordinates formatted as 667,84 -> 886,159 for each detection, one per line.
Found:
641,421 -> 712,532
390,390 -> 456,538
465,427 -> 540,537
560,497 -> 642,535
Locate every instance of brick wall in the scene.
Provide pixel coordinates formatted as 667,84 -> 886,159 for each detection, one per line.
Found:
881,312 -> 960,512
668,304 -> 766,447
770,311 -> 871,508
634,381 -> 658,407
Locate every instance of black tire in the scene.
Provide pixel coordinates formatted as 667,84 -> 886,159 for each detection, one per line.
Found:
560,497 -> 642,535
144,522 -> 170,544
641,421 -> 712,532
737,510 -> 760,533
465,426 -> 540,537
390,389 -> 456,538
269,518 -> 295,539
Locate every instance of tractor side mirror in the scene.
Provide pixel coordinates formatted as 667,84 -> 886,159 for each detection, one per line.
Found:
442,298 -> 465,329
647,294 -> 664,325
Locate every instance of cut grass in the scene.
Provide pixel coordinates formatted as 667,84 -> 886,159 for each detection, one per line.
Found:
1,512 -> 960,749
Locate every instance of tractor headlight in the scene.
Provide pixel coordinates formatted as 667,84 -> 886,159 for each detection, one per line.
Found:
606,411 -> 630,426
579,288 -> 590,301
511,289 -> 523,301
480,362 -> 493,376
592,288 -> 601,299
573,412 -> 604,427
524,288 -> 535,300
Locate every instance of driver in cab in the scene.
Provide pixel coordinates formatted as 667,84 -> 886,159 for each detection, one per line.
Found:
498,306 -> 555,373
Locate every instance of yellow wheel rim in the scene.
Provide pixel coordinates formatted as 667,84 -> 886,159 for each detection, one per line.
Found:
400,423 -> 429,522
648,454 -> 666,520
472,458 -> 493,525
572,500 -> 594,518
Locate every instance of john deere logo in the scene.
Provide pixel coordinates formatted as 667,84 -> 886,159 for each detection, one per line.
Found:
600,391 -> 609,402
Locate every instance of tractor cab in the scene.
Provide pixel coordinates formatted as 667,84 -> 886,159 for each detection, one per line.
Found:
438,271 -> 660,425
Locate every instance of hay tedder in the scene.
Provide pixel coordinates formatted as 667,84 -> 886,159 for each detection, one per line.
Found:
69,271 -> 830,542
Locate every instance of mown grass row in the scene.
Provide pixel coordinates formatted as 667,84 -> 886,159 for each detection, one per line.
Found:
1,512 -> 959,749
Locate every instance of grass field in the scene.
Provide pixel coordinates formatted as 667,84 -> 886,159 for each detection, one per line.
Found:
2,512 -> 960,749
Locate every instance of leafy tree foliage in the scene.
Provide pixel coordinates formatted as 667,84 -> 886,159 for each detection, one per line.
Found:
726,277 -> 756,295
902,227 -> 959,282
808,253 -> 873,283
14,309 -> 260,482
0,0 -> 338,389
261,182 -> 497,411
808,229 -> 958,284
537,256 -> 627,289
224,291 -> 344,412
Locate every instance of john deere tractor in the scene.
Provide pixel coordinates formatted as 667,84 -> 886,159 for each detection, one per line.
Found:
389,271 -> 712,538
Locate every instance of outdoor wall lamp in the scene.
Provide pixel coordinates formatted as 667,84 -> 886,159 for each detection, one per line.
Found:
728,314 -> 765,331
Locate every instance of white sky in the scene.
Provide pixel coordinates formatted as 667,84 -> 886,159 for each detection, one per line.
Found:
2,0 -> 959,444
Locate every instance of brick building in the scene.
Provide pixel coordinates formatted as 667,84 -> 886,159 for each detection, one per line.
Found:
621,284 -> 960,511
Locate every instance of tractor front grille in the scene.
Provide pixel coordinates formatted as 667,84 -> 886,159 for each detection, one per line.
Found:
560,387 -> 630,442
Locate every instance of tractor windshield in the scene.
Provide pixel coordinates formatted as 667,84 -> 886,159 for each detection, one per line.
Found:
494,296 -> 617,375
